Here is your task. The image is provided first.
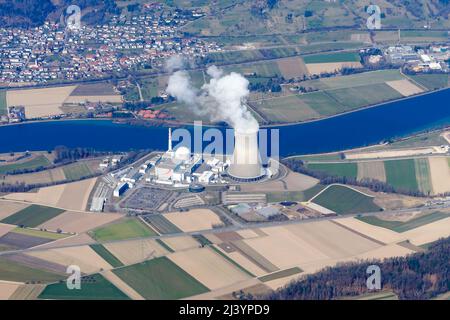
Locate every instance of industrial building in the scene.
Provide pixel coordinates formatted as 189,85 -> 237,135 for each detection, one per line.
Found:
114,182 -> 130,197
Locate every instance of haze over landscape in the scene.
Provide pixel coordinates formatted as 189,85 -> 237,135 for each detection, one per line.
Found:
0,0 -> 449,307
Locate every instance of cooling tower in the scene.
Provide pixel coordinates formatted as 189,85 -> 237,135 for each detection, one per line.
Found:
228,128 -> 265,181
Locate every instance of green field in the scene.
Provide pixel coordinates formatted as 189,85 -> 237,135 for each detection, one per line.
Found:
266,184 -> 325,203
90,218 -> 158,242
63,163 -> 92,180
1,205 -> 65,228
409,74 -> 449,90
384,159 -> 419,191
113,257 -> 209,299
326,83 -> 403,110
0,155 -> 50,175
38,274 -> 130,300
308,163 -> 357,179
302,52 -> 360,64
312,185 -> 381,214
414,158 -> 433,195
253,70 -> 408,124
90,244 -> 124,268
0,258 -> 65,283
10,227 -> 68,240
0,90 -> 6,115
144,215 -> 182,234
357,211 -> 450,233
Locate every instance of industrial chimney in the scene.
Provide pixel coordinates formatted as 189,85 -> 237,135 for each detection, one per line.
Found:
227,128 -> 265,182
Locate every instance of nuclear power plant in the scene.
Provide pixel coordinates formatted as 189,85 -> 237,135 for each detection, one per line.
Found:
227,128 -> 266,182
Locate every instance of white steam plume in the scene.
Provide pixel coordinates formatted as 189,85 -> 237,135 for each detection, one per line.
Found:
166,62 -> 259,133
165,55 -> 185,73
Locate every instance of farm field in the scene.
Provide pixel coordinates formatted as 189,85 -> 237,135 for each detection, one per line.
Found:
0,90 -> 6,115
38,211 -> 123,234
65,83 -> 122,104
6,86 -> 76,119
414,158 -> 433,194
0,155 -> 50,175
10,227 -> 68,240
104,239 -> 169,265
62,162 -> 93,180
27,245 -> 114,274
1,205 -> 65,228
143,215 -> 182,234
307,163 -> 357,179
357,211 -> 450,233
0,202 -> 29,220
3,178 -> 97,211
38,273 -> 129,300
428,157 -> 450,194
113,257 -> 209,299
0,257 -> 65,283
163,209 -> 223,232
2,167 -> 66,185
384,159 -> 419,191
89,244 -> 124,268
251,70 -> 414,123
168,247 -> 251,290
90,218 -> 157,242
302,52 -> 361,64
311,185 -> 381,214
409,74 -> 449,90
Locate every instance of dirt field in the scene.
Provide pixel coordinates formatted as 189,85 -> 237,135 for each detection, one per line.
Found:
104,239 -> 169,265
3,168 -> 66,185
163,209 -> 223,232
305,62 -> 362,75
3,184 -> 66,207
36,233 -> 95,249
38,211 -> 123,234
403,217 -> 450,246
27,245 -> 113,274
243,221 -> 381,270
0,201 -> 29,220
334,217 -> 401,244
356,243 -> 414,261
428,157 -> 450,194
386,79 -> 424,96
0,281 -> 22,300
6,86 -> 76,118
357,161 -> 386,182
221,249 -> 267,277
3,178 -> 96,211
0,223 -> 16,237
167,247 -> 250,290
161,236 -> 200,251
56,178 -> 97,211
8,284 -> 45,300
276,57 -> 309,79
346,147 -> 444,160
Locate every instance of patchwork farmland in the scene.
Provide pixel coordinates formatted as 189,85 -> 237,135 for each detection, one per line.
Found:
301,156 -> 450,195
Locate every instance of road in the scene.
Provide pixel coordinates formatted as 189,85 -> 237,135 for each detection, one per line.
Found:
1,202 -> 449,258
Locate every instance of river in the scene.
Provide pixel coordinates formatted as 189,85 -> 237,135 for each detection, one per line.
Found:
0,88 -> 449,157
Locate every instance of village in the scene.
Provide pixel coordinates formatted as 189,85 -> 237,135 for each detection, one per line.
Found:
0,4 -> 220,85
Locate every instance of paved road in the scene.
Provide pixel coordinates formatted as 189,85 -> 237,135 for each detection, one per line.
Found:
1,202 -> 449,257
